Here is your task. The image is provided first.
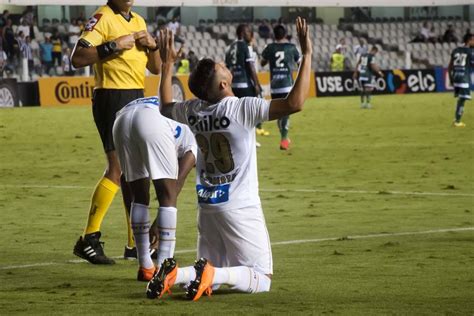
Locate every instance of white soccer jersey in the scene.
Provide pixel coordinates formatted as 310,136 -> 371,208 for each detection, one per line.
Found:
171,96 -> 270,211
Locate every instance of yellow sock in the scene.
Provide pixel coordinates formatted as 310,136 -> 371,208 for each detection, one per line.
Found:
83,177 -> 119,236
124,204 -> 135,248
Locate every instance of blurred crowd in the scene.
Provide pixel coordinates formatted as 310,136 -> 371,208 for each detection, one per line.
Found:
412,21 -> 471,43
0,7 -> 84,79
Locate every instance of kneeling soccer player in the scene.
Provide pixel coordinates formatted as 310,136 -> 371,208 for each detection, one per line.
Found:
112,96 -> 196,282
146,17 -> 312,301
448,33 -> 474,127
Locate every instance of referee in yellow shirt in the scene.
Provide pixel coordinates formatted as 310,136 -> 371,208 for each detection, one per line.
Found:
71,0 -> 161,264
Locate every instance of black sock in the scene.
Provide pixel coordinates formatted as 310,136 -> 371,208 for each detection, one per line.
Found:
455,98 -> 465,122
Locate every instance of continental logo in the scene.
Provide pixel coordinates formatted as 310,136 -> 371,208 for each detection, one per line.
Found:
54,81 -> 94,104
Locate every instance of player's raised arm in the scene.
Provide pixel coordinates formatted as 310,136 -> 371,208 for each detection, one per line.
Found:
268,17 -> 312,121
158,29 -> 181,118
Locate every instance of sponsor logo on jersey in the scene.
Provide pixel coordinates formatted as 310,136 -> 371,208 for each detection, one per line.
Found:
196,184 -> 230,204
188,115 -> 231,132
85,14 -> 102,32
174,125 -> 182,139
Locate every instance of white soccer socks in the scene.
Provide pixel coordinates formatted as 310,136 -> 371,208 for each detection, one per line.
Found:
131,202 -> 153,269
156,206 -> 177,265
174,266 -> 197,286
215,266 -> 272,293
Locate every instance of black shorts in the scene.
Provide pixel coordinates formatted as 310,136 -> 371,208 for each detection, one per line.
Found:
454,87 -> 471,100
92,88 -> 144,152
271,93 -> 288,99
233,87 -> 256,98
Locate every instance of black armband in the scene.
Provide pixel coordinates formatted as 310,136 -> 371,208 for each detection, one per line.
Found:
78,38 -> 92,48
97,41 -> 119,60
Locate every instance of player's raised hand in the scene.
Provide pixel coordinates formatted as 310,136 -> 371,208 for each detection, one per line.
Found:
296,17 -> 312,56
134,30 -> 157,50
115,34 -> 135,51
158,29 -> 183,64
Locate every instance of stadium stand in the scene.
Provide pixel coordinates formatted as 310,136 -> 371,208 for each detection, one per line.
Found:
1,7 -> 473,79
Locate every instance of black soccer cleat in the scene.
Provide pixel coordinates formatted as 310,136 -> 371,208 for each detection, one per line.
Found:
123,246 -> 137,260
73,232 -> 115,265
146,258 -> 177,299
185,258 -> 215,301
124,246 -> 158,260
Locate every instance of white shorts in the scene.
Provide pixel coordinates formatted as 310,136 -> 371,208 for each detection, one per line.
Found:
112,105 -> 178,182
197,204 -> 273,275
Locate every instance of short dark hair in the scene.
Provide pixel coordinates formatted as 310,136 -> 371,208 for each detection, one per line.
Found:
463,32 -> 473,44
371,46 -> 379,52
236,24 -> 248,38
188,58 -> 216,101
273,24 -> 287,40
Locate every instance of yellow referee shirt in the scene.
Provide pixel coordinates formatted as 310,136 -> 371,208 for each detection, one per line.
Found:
80,3 -> 148,89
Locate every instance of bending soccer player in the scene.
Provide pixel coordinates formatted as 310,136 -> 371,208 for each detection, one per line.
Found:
448,33 -> 474,127
112,96 -> 196,282
147,17 -> 312,301
261,24 -> 301,150
353,46 -> 383,109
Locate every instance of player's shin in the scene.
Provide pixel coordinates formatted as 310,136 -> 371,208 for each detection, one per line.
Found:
156,206 -> 177,265
455,98 -> 465,122
131,203 -> 154,269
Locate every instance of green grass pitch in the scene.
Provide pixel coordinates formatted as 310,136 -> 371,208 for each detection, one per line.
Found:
0,93 -> 473,315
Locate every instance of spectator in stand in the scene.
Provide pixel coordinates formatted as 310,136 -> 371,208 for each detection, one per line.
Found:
20,36 -> 34,79
62,47 -> 75,76
339,37 -> 354,69
2,18 -> 15,60
57,19 -> 68,37
353,37 -> 368,62
330,44 -> 345,72
441,25 -> 457,43
51,31 -> 63,67
258,19 -> 272,39
188,50 -> 198,72
22,6 -> 35,26
40,35 -> 54,75
15,31 -> 26,65
167,16 -> 184,43
417,22 -> 431,42
18,19 -> 31,38
0,45 -> 11,77
0,10 -> 10,28
68,18 -> 81,48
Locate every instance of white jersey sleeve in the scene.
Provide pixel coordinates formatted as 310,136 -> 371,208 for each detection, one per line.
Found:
232,97 -> 270,128
170,99 -> 201,124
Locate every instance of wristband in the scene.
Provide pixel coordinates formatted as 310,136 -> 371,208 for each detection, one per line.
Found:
149,39 -> 159,52
97,41 -> 119,60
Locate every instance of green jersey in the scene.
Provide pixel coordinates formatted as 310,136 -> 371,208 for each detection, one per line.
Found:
358,53 -> 376,82
451,46 -> 472,87
261,42 -> 300,94
225,40 -> 253,89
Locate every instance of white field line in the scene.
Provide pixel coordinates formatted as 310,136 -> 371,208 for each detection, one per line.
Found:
1,227 -> 473,271
2,184 -> 473,197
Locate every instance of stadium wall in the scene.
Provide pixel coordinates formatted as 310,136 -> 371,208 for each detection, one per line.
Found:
314,68 -> 471,97
0,68 -> 468,107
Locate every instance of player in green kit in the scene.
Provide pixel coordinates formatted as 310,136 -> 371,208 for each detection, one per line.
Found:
448,33 -> 474,127
261,24 -> 301,150
225,24 -> 270,138
353,46 -> 383,109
